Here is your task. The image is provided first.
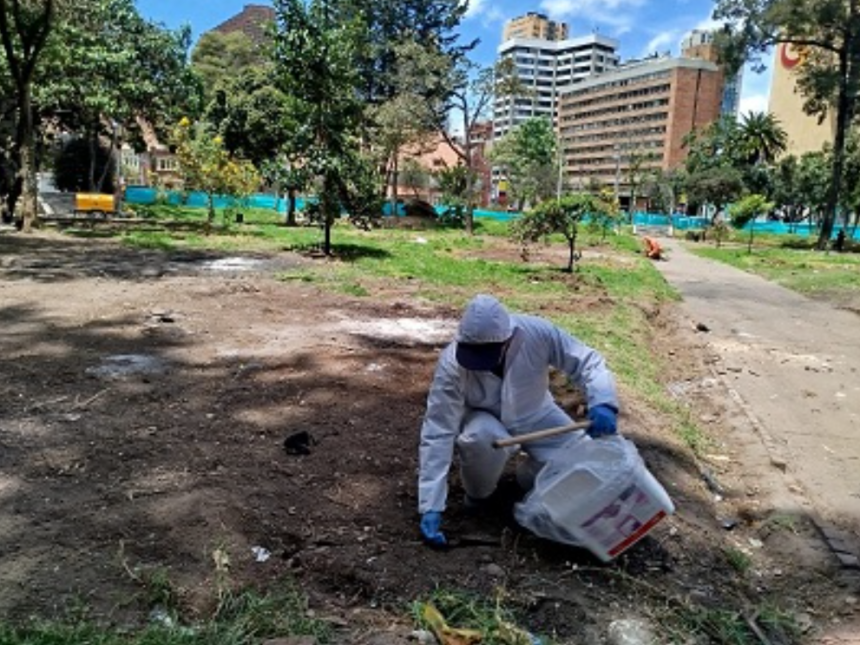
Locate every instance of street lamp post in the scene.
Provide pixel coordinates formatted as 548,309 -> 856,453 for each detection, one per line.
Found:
613,144 -> 621,201
556,139 -> 564,200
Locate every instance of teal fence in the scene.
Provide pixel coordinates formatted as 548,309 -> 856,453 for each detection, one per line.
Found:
124,186 -> 517,221
122,189 -> 857,240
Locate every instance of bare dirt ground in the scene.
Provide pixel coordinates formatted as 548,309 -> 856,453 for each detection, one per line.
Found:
0,230 -> 857,644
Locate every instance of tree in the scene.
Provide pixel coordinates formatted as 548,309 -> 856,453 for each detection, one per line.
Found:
796,149 -> 832,230
328,0 -> 473,107
488,117 -> 557,211
171,118 -> 260,229
367,41 -> 444,217
713,0 -> 860,249
37,0 -> 200,193
434,163 -> 470,227
0,0 -> 57,230
771,154 -> 802,224
685,165 -> 745,219
272,0 -> 380,255
191,31 -> 264,104
683,115 -> 745,175
439,61 -> 495,234
729,193 -> 775,252
737,111 -> 788,165
642,167 -> 686,215
512,193 -> 614,272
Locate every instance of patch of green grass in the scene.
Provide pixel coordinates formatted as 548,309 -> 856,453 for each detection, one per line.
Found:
0,583 -> 331,645
123,231 -> 179,251
691,246 -> 860,297
724,546 -> 753,574
666,600 -> 803,645
762,512 -> 800,534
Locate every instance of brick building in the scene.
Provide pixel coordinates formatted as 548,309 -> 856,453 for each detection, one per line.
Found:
212,4 -> 275,46
558,55 -> 723,204
493,32 -> 619,140
503,12 -> 568,42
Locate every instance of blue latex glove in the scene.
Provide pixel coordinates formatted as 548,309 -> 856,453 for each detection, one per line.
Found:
587,404 -> 618,437
419,511 -> 447,547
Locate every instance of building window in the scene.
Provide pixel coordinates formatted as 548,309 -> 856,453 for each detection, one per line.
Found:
156,156 -> 178,172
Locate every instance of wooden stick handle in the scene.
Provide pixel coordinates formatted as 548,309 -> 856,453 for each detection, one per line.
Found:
492,420 -> 592,448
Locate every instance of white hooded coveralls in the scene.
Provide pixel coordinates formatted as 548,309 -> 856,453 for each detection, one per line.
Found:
418,313 -> 619,513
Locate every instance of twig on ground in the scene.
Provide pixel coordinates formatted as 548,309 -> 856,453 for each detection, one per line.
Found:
73,388 -> 110,410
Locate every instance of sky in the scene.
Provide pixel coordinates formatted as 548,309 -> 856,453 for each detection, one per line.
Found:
136,0 -> 772,114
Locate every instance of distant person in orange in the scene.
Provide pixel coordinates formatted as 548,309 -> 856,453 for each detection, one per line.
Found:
643,236 -> 663,260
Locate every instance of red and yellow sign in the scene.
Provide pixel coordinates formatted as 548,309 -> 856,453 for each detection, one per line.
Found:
779,42 -> 808,69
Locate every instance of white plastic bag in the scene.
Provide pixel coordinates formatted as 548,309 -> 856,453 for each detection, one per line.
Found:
514,434 -> 673,560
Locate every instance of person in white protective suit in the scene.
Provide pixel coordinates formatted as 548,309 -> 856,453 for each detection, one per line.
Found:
418,294 -> 619,547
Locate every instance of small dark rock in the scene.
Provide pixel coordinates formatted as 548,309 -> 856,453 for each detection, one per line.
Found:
284,431 -> 314,456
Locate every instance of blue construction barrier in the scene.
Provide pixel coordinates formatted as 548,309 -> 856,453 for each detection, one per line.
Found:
122,190 -> 857,239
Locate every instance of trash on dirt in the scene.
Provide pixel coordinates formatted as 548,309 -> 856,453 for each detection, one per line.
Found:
284,430 -> 314,456
720,518 -> 738,530
515,434 -> 675,562
149,309 -> 176,323
496,619 -> 542,645
366,362 -> 385,372
337,317 -> 457,345
149,606 -> 175,628
700,468 -> 725,495
201,257 -> 266,272
86,354 -> 166,379
410,629 -> 437,645
421,603 -> 483,645
607,618 -> 656,645
251,546 -> 271,562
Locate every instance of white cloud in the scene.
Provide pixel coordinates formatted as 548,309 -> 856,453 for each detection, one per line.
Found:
739,93 -> 769,114
464,0 -> 488,19
642,30 -> 679,57
539,0 -> 647,34
694,16 -> 722,32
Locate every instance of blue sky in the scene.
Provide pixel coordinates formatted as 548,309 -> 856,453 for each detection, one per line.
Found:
136,0 -> 772,114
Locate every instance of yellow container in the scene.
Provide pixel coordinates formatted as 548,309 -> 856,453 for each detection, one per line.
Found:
75,193 -> 116,214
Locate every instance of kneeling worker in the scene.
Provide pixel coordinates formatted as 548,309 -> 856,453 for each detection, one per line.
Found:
417,294 -> 620,547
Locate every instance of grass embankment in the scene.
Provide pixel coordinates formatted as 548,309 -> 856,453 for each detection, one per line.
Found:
691,243 -> 860,299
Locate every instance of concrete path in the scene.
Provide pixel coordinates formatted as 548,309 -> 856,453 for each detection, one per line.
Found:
653,238 -> 860,540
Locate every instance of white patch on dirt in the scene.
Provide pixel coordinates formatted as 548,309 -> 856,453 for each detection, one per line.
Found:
201,257 -> 266,272
86,354 -> 167,379
337,317 -> 457,344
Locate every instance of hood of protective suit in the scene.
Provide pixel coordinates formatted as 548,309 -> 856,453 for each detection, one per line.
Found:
456,295 -> 512,342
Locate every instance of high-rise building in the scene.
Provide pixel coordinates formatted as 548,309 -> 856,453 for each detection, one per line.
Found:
503,12 -> 569,42
768,43 -> 834,156
680,29 -> 741,117
493,33 -> 620,140
557,55 -> 724,205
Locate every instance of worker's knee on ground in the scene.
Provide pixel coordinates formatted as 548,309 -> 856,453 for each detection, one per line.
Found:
457,411 -> 513,499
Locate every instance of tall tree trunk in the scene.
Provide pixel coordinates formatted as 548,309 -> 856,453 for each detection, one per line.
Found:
286,187 -> 297,226
389,153 -> 398,218
18,85 -> 36,232
818,42 -> 853,250
88,130 -> 98,192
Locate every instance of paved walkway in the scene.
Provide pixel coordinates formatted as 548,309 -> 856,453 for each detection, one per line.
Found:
653,238 -> 860,535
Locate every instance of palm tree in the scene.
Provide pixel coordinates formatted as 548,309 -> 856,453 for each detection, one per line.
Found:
738,111 -> 788,165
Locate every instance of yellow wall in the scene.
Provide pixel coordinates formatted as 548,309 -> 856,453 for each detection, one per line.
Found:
768,43 -> 834,156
